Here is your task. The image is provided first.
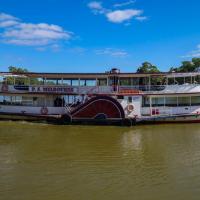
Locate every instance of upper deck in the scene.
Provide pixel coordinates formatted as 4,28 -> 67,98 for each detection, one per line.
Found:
1,69 -> 200,95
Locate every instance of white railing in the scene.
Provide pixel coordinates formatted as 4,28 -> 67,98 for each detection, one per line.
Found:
119,85 -> 166,92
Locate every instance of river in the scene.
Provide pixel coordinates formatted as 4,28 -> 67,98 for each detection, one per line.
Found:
0,121 -> 200,200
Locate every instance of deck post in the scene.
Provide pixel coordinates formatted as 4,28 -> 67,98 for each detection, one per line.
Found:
150,96 -> 152,116
164,96 -> 166,107
96,78 -> 98,86
27,77 -> 30,85
78,78 -> 80,86
148,76 -> 151,91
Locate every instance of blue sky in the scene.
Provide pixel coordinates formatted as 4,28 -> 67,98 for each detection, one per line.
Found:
0,0 -> 200,72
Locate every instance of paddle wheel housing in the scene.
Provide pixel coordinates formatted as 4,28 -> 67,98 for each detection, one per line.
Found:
71,96 -> 125,120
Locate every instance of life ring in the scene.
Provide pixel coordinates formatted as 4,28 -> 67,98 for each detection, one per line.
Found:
1,84 -> 8,92
127,104 -> 134,112
40,107 -> 48,115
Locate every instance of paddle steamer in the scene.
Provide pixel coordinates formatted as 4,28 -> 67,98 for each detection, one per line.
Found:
1,68 -> 200,125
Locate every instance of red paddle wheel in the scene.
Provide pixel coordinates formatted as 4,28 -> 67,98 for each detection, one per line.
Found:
71,96 -> 125,120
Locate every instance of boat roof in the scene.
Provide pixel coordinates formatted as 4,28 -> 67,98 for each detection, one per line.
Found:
0,71 -> 200,79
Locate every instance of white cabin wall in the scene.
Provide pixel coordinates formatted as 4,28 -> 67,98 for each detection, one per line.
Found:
130,96 -> 142,117
119,96 -> 142,118
0,105 -> 67,115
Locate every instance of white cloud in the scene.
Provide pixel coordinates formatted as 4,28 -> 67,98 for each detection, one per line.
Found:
35,44 -> 62,52
113,0 -> 135,8
87,1 -> 146,24
183,45 -> 200,58
95,48 -> 128,57
88,1 -> 103,10
0,13 -> 20,28
106,9 -> 142,23
87,1 -> 109,14
135,16 -> 147,21
0,13 -> 18,21
0,12 -> 73,47
0,20 -> 19,28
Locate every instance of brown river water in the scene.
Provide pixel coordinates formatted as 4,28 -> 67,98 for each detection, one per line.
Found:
0,121 -> 200,200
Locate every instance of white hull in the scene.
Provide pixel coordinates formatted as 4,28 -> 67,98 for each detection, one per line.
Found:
0,105 -> 67,115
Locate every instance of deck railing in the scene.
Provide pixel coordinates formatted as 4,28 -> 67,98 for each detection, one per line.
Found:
1,83 -> 200,95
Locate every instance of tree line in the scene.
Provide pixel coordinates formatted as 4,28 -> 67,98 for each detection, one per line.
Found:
136,58 -> 200,73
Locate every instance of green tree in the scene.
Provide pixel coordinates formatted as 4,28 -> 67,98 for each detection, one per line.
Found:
137,62 -> 160,73
136,62 -> 161,86
192,58 -> 200,69
169,58 -> 200,73
8,66 -> 28,73
7,66 -> 41,85
7,66 -> 45,85
7,66 -> 29,85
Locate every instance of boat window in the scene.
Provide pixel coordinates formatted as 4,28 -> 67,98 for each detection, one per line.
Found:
132,78 -> 139,85
167,78 -> 175,85
80,80 -> 96,86
152,97 -> 164,107
12,96 -> 22,105
45,79 -> 61,85
117,95 -> 124,100
86,80 -> 96,86
71,80 -> 79,86
30,78 -> 44,85
0,96 -> 12,105
0,95 -> 4,104
195,76 -> 200,84
120,78 -> 131,86
178,97 -> 190,106
46,79 -> 56,85
63,79 -> 71,86
128,96 -> 132,103
165,97 -> 177,107
0,76 -> 4,83
13,77 -> 29,85
57,79 -> 62,85
150,76 -> 164,85
191,96 -> 200,106
80,80 -> 86,86
142,97 -> 150,107
98,79 -> 107,86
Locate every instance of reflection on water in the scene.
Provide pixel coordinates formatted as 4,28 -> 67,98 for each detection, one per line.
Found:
0,122 -> 200,200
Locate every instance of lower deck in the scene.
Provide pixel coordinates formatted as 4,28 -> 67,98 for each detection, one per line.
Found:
1,92 -> 200,125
